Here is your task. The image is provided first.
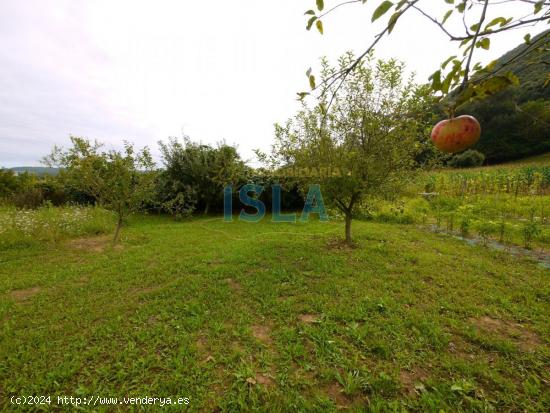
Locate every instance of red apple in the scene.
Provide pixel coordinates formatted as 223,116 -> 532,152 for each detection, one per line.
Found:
431,115 -> 481,153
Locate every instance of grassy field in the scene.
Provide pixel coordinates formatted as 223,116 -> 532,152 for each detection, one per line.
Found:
1,215 -> 548,411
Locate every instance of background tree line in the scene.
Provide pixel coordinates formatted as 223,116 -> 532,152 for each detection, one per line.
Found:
1,31 -> 549,243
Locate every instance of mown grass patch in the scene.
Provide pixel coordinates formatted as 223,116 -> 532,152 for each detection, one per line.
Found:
1,215 -> 548,411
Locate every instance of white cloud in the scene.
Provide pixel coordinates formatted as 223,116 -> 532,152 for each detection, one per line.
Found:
0,0 -> 545,167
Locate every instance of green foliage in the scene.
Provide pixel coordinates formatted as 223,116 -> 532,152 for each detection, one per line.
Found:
158,137 -> 248,217
0,169 -> 19,198
448,150 -> 485,168
269,53 -> 433,242
44,136 -> 156,241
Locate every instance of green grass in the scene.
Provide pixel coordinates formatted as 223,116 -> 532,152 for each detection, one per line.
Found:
0,205 -> 115,250
1,215 -> 548,411
506,152 -> 550,167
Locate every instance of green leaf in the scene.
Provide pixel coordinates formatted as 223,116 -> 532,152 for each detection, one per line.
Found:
316,19 -> 324,34
442,62 -> 461,93
372,1 -> 394,22
445,0 -> 454,4
395,0 -> 407,10
387,11 -> 402,34
534,1 -> 544,14
309,75 -> 316,89
484,17 -> 507,30
456,1 -> 466,13
316,0 -> 324,12
441,55 -> 457,69
470,23 -> 480,32
304,10 -> 316,16
524,33 -> 531,44
297,92 -> 310,100
477,38 -> 490,50
442,10 -> 453,24
429,70 -> 442,91
306,16 -> 317,30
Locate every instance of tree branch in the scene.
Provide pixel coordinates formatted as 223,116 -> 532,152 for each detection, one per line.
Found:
461,0 -> 490,90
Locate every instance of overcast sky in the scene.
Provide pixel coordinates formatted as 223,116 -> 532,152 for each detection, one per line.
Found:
0,0 -> 545,167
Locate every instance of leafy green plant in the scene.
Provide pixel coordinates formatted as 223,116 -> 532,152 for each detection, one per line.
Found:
522,209 -> 542,249
448,150 -> 485,169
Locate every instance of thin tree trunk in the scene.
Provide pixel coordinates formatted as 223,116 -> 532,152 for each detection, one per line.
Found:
204,202 -> 210,215
113,216 -> 123,244
345,214 -> 352,245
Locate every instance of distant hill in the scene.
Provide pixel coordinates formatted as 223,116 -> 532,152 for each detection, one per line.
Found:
457,29 -> 550,163
492,30 -> 550,103
9,166 -> 61,176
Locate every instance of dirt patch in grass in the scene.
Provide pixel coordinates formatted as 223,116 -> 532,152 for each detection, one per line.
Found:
251,325 -> 272,345
10,287 -> 41,302
469,316 -> 541,351
225,278 -> 242,292
196,336 -> 208,353
299,313 -> 320,324
326,237 -> 355,251
399,367 -> 430,396
67,235 -> 119,252
448,336 -> 476,360
73,277 -> 89,287
324,382 -> 352,408
131,285 -> 164,295
254,373 -> 275,386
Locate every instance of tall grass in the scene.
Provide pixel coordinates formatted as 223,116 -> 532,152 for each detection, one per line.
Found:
0,205 -> 115,250
368,164 -> 550,250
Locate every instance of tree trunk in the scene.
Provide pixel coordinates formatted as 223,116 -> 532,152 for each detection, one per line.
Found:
204,201 -> 210,215
345,214 -> 352,245
113,216 -> 123,244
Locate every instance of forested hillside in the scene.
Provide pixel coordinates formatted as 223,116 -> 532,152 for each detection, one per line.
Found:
459,30 -> 550,163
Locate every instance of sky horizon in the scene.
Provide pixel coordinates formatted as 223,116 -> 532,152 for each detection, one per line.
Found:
1,0 -> 546,168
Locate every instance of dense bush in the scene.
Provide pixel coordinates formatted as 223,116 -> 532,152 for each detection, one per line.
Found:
158,137 -> 250,217
448,150 -> 485,168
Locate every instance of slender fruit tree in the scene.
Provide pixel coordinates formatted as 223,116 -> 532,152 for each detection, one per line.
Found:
44,136 -> 156,243
270,54 -> 433,244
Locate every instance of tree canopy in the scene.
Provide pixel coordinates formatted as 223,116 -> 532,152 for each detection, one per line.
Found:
269,54 -> 433,243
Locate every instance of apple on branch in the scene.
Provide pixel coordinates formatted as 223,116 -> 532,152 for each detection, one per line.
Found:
430,115 -> 481,154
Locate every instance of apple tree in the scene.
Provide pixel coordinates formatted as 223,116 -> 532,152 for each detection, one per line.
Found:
269,54 -> 433,244
44,136 -> 156,243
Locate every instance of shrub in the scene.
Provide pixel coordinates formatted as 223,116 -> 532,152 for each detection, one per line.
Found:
448,150 -> 485,168
10,188 -> 44,209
